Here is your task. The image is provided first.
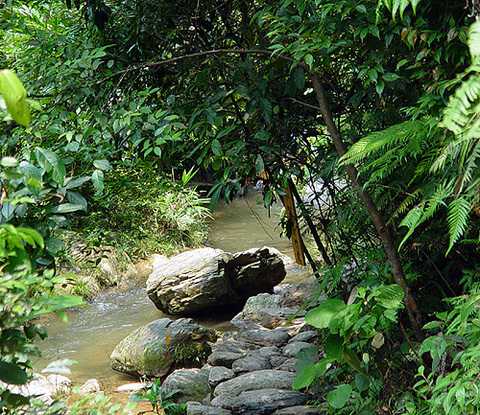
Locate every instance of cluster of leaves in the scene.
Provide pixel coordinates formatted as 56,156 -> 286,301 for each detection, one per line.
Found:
0,71 -> 83,413
131,380 -> 186,415
294,284 -> 404,413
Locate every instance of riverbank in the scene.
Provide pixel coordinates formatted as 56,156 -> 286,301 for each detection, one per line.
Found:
35,191 -> 296,390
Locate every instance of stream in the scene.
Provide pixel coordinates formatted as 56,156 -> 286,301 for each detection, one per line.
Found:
36,192 -> 294,389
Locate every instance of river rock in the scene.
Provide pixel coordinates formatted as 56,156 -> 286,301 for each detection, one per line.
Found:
208,366 -> 235,387
273,406 -> 322,414
187,402 -> 232,415
162,368 -> 211,403
208,339 -> 256,368
115,382 -> 150,393
231,293 -> 298,329
275,358 -> 298,372
146,247 -> 286,315
239,328 -> 290,346
78,378 -> 101,395
3,374 -> 71,404
214,370 -> 295,397
283,342 -> 315,358
288,331 -> 317,344
110,318 -> 216,377
211,389 -> 308,414
232,351 -> 271,374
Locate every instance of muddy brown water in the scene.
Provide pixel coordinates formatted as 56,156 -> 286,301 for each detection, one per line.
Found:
36,192 -> 294,390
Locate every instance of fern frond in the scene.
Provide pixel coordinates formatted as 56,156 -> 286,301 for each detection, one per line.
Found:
447,197 -> 471,254
469,20 -> 480,60
341,120 -> 428,166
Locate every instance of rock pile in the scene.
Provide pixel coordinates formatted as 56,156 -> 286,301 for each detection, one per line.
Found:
162,277 -> 322,414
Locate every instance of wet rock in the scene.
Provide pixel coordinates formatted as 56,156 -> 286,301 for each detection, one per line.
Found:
232,351 -> 271,374
110,318 -> 216,377
208,339 -> 255,368
208,367 -> 235,387
283,342 -> 315,358
78,378 -> 101,395
270,354 -> 288,368
162,368 -> 211,403
231,293 -> 298,329
274,276 -> 319,301
212,389 -> 308,414
187,402 -> 232,415
239,328 -> 290,347
273,406 -> 322,414
214,370 -> 295,397
115,382 -> 150,393
288,331 -> 317,344
3,374 -> 71,404
228,247 -> 286,298
275,358 -> 297,372
146,247 -> 286,316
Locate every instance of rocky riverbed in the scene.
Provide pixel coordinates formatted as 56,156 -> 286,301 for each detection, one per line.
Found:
14,246 -> 320,414
111,246 -> 321,414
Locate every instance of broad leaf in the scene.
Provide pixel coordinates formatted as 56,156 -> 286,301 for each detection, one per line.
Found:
0,362 -> 28,385
305,299 -> 346,329
327,384 -> 352,409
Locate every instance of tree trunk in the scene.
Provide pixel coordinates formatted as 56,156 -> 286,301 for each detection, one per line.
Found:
311,74 -> 422,335
288,178 -> 333,266
281,184 -> 306,266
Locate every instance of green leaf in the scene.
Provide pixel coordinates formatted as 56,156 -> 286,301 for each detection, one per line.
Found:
304,54 -> 314,69
92,169 -> 105,194
0,70 -> 31,126
46,237 -> 65,255
211,139 -> 222,156
255,154 -> 265,174
0,362 -> 28,385
51,203 -> 84,214
67,191 -> 87,211
93,159 -> 112,171
447,197 -> 471,254
327,384 -> 352,409
376,80 -> 385,95
1,157 -> 18,167
293,363 -> 317,390
325,334 -> 343,360
305,299 -> 346,329
372,284 -> 404,309
355,374 -> 370,392
32,295 -> 84,318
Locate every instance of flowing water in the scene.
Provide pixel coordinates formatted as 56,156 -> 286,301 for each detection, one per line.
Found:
36,191 -> 293,388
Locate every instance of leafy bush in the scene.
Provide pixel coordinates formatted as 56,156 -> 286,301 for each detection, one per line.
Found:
75,163 -> 210,258
294,283 -> 405,413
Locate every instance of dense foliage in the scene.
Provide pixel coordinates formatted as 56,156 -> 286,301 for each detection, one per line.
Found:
4,0 -> 480,413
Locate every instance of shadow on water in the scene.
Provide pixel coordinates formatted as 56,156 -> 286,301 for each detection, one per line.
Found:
36,191 -> 293,388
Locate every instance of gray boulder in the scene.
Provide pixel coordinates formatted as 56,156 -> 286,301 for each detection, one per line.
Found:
147,247 -> 286,316
187,402 -> 232,415
208,339 -> 256,368
231,293 -> 298,329
239,328 -> 290,347
232,351 -> 271,374
209,366 -> 235,387
283,342 -> 315,358
211,389 -> 308,414
289,331 -> 317,344
110,318 -> 216,377
273,406 -> 322,414
162,368 -> 211,403
214,370 -> 295,397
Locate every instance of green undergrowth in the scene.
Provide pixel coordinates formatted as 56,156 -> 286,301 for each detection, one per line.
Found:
57,164 -> 211,298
